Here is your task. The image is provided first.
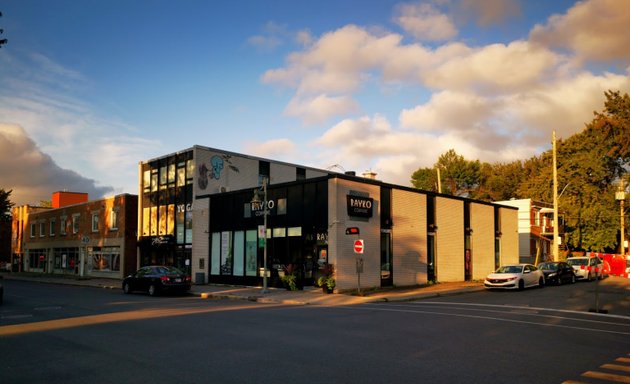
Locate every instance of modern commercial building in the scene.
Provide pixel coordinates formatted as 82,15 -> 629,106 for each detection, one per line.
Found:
139,146 -> 519,291
11,192 -> 138,278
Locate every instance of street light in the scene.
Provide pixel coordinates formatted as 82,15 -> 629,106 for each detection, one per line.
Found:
252,177 -> 269,293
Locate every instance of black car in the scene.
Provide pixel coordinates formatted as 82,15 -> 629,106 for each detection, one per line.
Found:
123,266 -> 191,296
536,261 -> 576,285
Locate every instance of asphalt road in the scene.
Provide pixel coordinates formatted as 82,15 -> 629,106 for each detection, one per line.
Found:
1,279 -> 629,384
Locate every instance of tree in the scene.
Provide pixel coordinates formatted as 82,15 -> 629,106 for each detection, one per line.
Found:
0,188 -> 14,221
518,91 -> 630,252
472,160 -> 525,201
411,149 -> 481,196
410,90 -> 629,253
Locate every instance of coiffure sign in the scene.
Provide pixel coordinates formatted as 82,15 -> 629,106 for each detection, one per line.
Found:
347,195 -> 373,218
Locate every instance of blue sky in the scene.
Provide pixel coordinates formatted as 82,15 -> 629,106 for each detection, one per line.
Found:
1,0 -> 629,205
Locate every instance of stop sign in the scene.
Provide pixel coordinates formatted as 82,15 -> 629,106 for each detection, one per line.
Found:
354,239 -> 364,254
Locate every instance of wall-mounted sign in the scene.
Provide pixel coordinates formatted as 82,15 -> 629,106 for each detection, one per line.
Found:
347,196 -> 373,218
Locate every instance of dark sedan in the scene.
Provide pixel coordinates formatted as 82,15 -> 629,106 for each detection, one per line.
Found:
537,261 -> 576,285
123,266 -> 191,296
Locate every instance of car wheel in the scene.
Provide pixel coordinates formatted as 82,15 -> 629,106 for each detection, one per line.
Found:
557,277 -> 562,286
148,284 -> 158,296
518,279 -> 525,290
538,277 -> 544,288
123,282 -> 132,294
571,275 -> 576,284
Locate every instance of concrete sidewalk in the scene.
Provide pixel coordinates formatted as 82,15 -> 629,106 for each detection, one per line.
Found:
1,272 -> 483,306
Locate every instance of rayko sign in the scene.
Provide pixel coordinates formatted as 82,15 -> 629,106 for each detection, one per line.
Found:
346,195 -> 373,218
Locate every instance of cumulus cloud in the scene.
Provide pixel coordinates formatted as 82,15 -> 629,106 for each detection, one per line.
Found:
458,0 -> 522,27
530,0 -> 630,63
0,51 -> 159,201
244,138 -> 297,159
393,2 -> 458,41
0,124 -> 114,206
259,0 -> 630,187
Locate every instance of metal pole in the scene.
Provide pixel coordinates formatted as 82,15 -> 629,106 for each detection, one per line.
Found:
620,178 -> 625,255
553,130 -> 559,262
262,177 -> 269,293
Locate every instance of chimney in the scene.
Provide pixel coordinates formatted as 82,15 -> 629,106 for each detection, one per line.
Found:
52,191 -> 89,208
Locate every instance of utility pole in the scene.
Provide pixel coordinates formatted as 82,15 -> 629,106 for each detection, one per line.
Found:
552,131 -> 559,261
617,178 -> 626,255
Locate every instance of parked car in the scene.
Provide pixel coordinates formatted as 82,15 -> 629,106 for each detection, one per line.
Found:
536,261 -> 576,285
484,264 -> 545,290
123,266 -> 191,296
566,256 -> 604,281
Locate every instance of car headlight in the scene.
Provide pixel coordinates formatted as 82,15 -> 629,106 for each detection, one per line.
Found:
548,273 -> 557,277
506,276 -> 518,281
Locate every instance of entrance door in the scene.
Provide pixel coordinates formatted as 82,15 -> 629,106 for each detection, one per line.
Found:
380,232 -> 393,287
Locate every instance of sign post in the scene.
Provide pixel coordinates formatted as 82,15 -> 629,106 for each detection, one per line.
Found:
354,239 -> 364,295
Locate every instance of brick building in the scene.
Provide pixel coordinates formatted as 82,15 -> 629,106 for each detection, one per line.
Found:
11,192 -> 138,279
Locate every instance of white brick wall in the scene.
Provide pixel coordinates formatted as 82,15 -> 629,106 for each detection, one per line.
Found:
436,197 -> 464,282
471,203 -> 495,278
392,189 -> 427,286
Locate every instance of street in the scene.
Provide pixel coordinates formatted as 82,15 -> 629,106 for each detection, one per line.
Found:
1,279 -> 629,384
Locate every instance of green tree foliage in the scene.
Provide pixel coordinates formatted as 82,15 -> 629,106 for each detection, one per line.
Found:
0,188 -> 14,221
411,90 -> 630,253
472,160 -> 525,201
410,149 -> 480,196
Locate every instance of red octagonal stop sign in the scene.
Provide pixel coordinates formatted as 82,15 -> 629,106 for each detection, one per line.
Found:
354,239 -> 364,254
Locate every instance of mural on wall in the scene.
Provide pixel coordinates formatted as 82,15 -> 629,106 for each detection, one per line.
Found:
198,154 -> 239,190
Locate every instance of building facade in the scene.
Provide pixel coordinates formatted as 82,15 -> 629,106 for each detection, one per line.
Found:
139,146 -> 519,291
496,198 -> 563,264
11,192 -> 138,278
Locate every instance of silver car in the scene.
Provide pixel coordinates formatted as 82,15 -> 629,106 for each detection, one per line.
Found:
566,256 -> 603,281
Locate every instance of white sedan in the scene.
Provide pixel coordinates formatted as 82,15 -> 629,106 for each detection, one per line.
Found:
484,264 -> 545,290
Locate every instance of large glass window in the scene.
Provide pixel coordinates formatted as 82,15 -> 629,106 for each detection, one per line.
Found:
245,230 -> 257,276
72,214 -> 80,234
60,217 -> 67,235
90,246 -> 121,272
211,232 -> 220,275
92,212 -> 99,232
233,231 -> 244,276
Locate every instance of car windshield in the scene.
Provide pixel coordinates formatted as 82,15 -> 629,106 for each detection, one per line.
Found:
567,258 -> 587,266
538,262 -> 557,270
155,266 -> 184,275
496,265 -> 523,274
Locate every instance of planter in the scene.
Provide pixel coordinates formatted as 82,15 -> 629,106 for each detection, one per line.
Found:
323,286 -> 333,294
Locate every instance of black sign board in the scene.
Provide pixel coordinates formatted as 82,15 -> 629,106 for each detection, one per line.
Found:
347,196 -> 373,218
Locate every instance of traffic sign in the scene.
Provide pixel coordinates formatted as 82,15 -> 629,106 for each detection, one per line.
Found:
354,239 -> 364,254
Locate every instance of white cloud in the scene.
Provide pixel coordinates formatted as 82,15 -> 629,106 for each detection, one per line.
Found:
260,0 -> 630,188
0,51 -> 158,200
530,0 -> 630,63
393,2 -> 458,41
284,94 -> 359,125
0,124 -> 115,205
458,0 -> 521,27
244,138 -> 298,159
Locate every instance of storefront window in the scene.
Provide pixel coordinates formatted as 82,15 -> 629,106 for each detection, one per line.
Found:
245,230 -> 257,276
90,246 -> 121,272
211,232 -> 220,275
233,231 -> 244,276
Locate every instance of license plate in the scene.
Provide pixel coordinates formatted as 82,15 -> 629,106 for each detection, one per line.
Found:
174,278 -> 182,283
